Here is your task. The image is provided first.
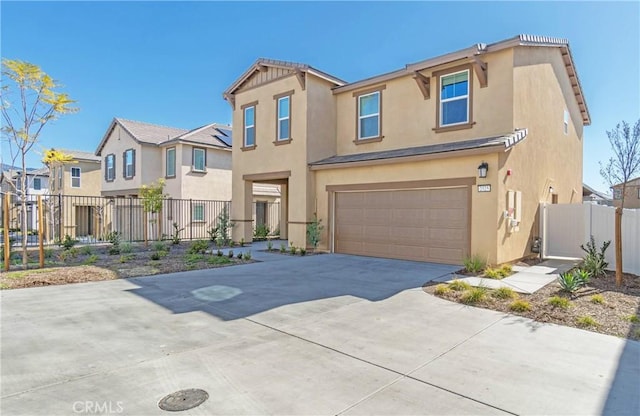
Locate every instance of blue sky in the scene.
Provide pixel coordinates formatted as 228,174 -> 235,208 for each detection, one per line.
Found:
1,1 -> 638,193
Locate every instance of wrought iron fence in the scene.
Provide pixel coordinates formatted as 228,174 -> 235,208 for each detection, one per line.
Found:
1,194 -> 281,247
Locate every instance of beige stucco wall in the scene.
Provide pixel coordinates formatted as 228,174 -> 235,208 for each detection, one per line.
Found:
495,46 -> 585,263
333,48 -> 514,156
100,124 -> 151,196
58,160 -> 101,197
231,73 -> 312,245
612,178 -> 640,208
177,144 -> 232,201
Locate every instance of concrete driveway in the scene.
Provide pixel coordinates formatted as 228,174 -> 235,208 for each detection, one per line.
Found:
1,252 -> 638,415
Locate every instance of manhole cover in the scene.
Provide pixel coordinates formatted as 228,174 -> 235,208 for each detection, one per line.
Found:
158,389 -> 209,411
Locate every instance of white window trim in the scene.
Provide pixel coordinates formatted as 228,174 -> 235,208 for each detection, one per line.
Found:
440,69 -> 470,127
166,147 -> 176,177
358,91 -> 380,140
106,155 -> 115,181
192,148 -> 206,172
71,167 -> 81,188
244,106 -> 256,147
277,96 -> 290,141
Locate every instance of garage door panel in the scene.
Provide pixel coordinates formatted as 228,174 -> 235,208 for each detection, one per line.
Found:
335,187 -> 469,265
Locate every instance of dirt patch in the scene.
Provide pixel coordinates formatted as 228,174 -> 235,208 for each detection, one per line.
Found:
1,241 -> 256,289
424,270 -> 640,340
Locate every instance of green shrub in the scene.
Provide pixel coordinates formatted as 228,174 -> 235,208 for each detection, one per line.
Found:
171,222 -> 185,245
152,241 -> 167,252
187,240 -> 209,255
624,315 -> 639,323
548,296 -> 572,309
61,234 -> 77,250
306,214 -> 324,249
509,299 -> 531,312
484,267 -> 503,279
68,247 -> 79,258
289,245 -> 297,255
279,243 -> 287,253
433,284 -> 451,296
299,248 -> 306,256
254,224 -> 270,239
448,279 -> 471,292
80,245 -> 93,255
150,252 -> 161,261
498,264 -> 513,277
43,248 -> 53,259
491,287 -> 517,300
119,242 -> 133,254
558,270 -> 588,293
216,249 -> 223,257
184,253 -> 204,264
243,250 -> 252,261
119,254 -> 135,263
227,250 -> 234,258
461,287 -> 488,304
108,245 -> 121,256
580,236 -> 610,278
267,240 -> 273,251
106,231 -> 120,246
208,256 -> 231,265
577,316 -> 599,327
463,255 -> 486,274
83,254 -> 99,265
590,294 -> 605,304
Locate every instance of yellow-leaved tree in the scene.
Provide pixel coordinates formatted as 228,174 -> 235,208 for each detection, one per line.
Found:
1,59 -> 77,268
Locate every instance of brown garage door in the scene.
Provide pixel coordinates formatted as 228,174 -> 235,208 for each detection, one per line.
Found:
334,187 -> 469,264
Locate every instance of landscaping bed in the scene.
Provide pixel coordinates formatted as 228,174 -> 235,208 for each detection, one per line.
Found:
0,240 -> 255,290
424,270 -> 640,340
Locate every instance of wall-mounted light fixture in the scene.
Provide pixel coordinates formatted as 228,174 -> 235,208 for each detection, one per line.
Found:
478,162 -> 489,178
549,186 -> 554,194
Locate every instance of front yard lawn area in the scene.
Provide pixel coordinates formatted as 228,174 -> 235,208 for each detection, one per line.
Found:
424,270 -> 640,340
0,240 -> 254,290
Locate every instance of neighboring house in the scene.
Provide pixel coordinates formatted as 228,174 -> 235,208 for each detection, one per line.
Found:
224,34 -> 590,265
611,177 -> 640,209
46,149 -> 102,240
0,167 -> 49,232
583,183 -> 612,206
95,118 -> 280,240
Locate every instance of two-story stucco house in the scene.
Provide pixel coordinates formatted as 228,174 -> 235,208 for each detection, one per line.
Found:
612,177 -> 640,209
46,149 -> 102,240
224,34 -> 590,265
0,167 -> 49,232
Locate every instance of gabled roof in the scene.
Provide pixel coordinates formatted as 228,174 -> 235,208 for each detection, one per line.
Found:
310,129 -> 528,169
96,118 -> 231,156
332,34 -> 590,126
54,149 -> 100,162
583,183 -> 611,200
612,177 -> 640,188
224,58 -> 346,96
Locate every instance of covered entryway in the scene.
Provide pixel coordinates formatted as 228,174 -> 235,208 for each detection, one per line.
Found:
334,187 -> 470,264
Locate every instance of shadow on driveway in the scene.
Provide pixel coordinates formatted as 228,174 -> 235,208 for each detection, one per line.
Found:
126,254 -> 458,321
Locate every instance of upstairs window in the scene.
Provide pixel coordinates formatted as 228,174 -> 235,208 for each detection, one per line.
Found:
244,105 -> 256,147
358,91 -> 380,140
71,167 -> 81,188
105,154 -> 115,182
613,188 -> 622,200
166,147 -> 176,178
440,70 -> 469,127
277,96 -> 290,141
123,149 -> 135,179
33,177 -> 41,190
192,147 -> 206,172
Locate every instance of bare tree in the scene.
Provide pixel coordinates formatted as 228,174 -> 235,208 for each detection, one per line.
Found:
600,119 -> 640,286
1,59 -> 77,268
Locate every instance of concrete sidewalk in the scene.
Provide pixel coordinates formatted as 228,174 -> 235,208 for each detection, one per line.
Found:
1,254 -> 638,415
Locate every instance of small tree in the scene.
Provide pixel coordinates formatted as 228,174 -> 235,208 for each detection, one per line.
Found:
599,119 -> 640,286
1,59 -> 77,268
140,178 -> 167,241
306,214 -> 324,250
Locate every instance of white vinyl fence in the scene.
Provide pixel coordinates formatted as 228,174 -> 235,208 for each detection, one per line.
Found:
540,202 -> 640,275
